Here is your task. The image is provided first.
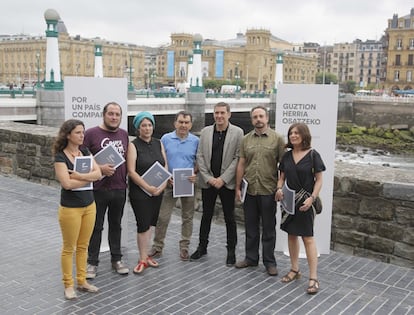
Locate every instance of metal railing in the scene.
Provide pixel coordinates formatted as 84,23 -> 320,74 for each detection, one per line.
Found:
353,95 -> 414,104
0,89 -> 36,98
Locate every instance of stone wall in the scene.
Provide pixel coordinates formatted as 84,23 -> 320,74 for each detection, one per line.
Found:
0,121 -> 413,268
332,162 -> 413,268
352,100 -> 414,128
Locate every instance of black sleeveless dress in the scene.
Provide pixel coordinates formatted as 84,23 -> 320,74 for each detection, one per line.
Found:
279,149 -> 325,236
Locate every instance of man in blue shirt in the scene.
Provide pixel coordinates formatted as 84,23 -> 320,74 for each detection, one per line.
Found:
149,111 -> 199,261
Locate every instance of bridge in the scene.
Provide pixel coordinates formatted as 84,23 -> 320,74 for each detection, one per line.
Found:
1,94 -> 413,132
0,95 -> 270,122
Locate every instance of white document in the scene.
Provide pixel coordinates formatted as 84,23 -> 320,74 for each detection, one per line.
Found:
73,155 -> 93,191
141,161 -> 172,196
94,144 -> 125,169
240,178 -> 248,202
280,182 -> 295,215
173,168 -> 194,198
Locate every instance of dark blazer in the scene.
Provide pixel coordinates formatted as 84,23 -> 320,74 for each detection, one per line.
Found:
197,123 -> 244,190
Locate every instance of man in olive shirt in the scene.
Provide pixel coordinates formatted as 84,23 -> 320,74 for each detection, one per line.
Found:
235,105 -> 285,276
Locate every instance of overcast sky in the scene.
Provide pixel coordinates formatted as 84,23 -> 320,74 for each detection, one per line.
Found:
2,1 -> 410,46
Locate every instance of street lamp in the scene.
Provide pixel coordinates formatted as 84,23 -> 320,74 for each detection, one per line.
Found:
150,71 -> 157,90
36,52 -> 41,89
128,51 -> 134,92
235,62 -> 240,92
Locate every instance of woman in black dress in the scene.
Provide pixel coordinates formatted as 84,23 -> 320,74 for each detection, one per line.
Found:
275,123 -> 325,294
127,112 -> 168,274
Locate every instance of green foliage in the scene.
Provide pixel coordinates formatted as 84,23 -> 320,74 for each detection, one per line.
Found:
366,83 -> 377,90
203,79 -> 245,90
315,73 -> 338,84
339,81 -> 357,93
350,126 -> 364,135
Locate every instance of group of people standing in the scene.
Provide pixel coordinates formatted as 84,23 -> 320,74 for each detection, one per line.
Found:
53,101 -> 325,300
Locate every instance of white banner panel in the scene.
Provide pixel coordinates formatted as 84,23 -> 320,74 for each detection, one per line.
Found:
275,84 -> 338,255
64,77 -> 128,130
64,77 -> 129,252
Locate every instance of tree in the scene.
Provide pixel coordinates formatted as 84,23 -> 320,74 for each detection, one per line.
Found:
339,80 -> 357,93
203,79 -> 245,91
315,73 -> 338,84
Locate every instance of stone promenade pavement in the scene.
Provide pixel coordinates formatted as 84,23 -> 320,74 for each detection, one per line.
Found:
0,174 -> 413,315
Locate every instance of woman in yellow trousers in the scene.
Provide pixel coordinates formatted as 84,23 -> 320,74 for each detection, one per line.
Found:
52,119 -> 102,300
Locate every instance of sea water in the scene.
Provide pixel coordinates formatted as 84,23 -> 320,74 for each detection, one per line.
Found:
335,146 -> 414,170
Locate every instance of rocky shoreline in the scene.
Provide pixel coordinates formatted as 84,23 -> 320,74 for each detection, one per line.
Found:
336,123 -> 414,155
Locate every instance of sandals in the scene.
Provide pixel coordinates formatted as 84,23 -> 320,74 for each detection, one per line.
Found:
133,257 -> 159,274
307,278 -> 320,295
281,269 -> 301,283
146,256 -> 159,268
133,260 -> 148,274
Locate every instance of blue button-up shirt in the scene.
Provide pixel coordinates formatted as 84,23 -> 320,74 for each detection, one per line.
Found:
161,131 -> 199,172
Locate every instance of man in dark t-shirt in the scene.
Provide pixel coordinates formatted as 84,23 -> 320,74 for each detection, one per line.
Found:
83,102 -> 130,279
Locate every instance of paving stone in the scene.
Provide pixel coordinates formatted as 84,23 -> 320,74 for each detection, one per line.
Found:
0,174 -> 413,315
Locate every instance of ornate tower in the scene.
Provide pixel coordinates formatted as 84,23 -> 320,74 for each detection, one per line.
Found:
187,50 -> 193,86
94,40 -> 103,78
190,33 -> 204,92
43,9 -> 63,90
274,52 -> 284,92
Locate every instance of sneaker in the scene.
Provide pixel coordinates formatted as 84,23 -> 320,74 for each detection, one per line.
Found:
180,248 -> 189,261
190,247 -> 207,260
266,265 -> 279,276
235,260 -> 258,268
86,264 -> 97,279
148,247 -> 162,258
112,261 -> 129,275
77,281 -> 99,293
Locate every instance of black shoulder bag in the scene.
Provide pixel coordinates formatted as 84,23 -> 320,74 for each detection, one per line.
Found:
295,150 -> 323,215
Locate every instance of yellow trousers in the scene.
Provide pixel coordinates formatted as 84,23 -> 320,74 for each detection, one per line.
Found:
58,202 -> 96,288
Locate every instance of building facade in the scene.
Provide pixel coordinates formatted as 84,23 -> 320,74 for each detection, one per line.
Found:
162,29 -> 317,92
331,42 -> 357,83
8,6 -> 414,94
385,8 -> 414,92
355,39 -> 385,89
0,20 -> 145,89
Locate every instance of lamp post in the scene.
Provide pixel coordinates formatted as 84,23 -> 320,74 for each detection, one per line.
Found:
36,52 -> 41,89
235,62 -> 240,92
150,71 -> 156,90
128,51 -> 134,92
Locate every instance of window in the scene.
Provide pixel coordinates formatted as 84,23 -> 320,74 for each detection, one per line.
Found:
407,71 -> 412,82
397,39 -> 402,49
409,54 -> 413,66
395,55 -> 401,66
394,70 -> 400,81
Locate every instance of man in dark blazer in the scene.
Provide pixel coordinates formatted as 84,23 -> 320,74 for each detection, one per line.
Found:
190,102 -> 244,266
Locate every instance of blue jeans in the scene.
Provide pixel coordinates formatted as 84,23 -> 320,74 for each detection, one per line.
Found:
87,189 -> 126,265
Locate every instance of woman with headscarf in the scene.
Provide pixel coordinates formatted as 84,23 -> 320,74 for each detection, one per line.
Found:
127,111 -> 168,274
